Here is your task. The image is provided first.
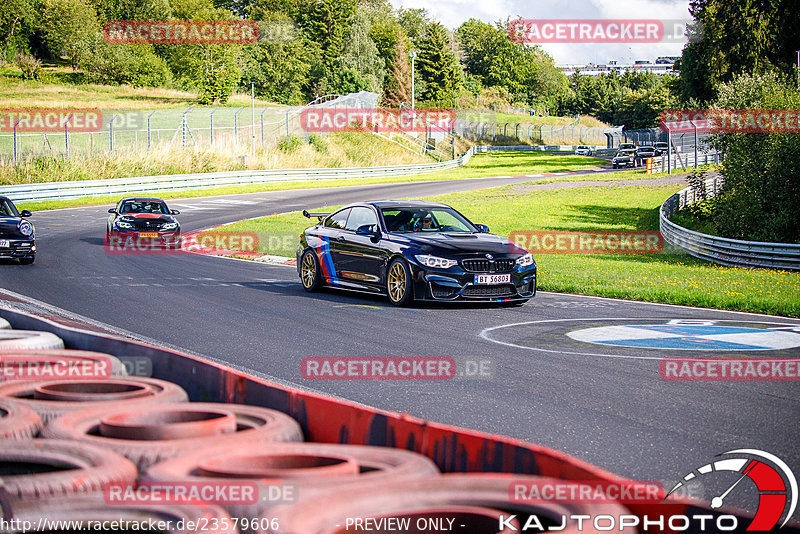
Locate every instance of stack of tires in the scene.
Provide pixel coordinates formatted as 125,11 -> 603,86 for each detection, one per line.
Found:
1,325 -> 633,534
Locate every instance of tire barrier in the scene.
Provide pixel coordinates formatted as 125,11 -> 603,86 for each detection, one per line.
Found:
0,398 -> 42,439
0,330 -> 64,350
43,403 -> 305,470
262,474 -> 636,534
0,377 -> 189,422
144,442 -> 440,521
3,495 -> 239,533
0,317 -> 10,328
0,349 -> 128,379
0,439 -> 137,499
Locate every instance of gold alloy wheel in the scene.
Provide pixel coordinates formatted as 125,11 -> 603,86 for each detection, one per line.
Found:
301,252 -> 317,288
388,261 -> 407,302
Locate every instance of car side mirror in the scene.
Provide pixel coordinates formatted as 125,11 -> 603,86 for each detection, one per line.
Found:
108,208 -> 117,214
171,209 -> 180,215
356,225 -> 380,240
20,210 -> 32,217
476,224 -> 490,233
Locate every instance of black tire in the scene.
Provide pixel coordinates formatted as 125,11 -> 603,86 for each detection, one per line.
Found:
43,402 -> 304,471
0,399 -> 42,439
386,257 -> 413,306
18,255 -> 34,265
0,439 -> 137,499
299,249 -> 322,292
0,377 -> 189,423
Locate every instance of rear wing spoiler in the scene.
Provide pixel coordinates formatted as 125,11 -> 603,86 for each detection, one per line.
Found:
302,210 -> 329,222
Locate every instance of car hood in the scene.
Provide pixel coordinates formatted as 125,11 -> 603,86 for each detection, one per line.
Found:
0,217 -> 26,238
391,232 -> 524,255
118,214 -> 177,223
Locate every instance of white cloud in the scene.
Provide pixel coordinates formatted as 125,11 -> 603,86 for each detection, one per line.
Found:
389,0 -> 691,64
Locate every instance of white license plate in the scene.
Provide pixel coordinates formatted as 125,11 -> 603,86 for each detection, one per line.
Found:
0,240 -> 9,247
474,274 -> 511,285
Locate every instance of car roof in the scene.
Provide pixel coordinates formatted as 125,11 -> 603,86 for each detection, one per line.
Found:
118,197 -> 168,203
352,201 -> 451,209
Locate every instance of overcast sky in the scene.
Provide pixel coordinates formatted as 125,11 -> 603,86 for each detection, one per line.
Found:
389,0 -> 692,65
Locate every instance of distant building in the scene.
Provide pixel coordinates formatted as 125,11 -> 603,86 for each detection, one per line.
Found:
556,58 -> 678,76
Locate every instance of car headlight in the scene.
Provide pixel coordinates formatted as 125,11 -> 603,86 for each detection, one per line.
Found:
116,219 -> 134,229
19,221 -> 34,237
414,254 -> 457,269
516,253 -> 534,267
162,222 -> 179,230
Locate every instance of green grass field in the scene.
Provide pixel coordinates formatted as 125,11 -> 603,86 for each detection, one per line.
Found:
219,179 -> 799,317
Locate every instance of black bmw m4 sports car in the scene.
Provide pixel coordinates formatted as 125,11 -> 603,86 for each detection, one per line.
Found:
296,201 -> 537,306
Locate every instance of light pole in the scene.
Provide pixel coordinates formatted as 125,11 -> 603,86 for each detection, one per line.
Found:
410,51 -> 417,110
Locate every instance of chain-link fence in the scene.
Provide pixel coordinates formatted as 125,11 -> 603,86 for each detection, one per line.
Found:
455,119 -> 621,146
0,92 -> 391,165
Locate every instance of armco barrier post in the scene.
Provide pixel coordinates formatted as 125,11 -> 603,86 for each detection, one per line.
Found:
64,114 -> 72,160
147,110 -> 155,150
109,113 -> 118,153
209,107 -> 218,146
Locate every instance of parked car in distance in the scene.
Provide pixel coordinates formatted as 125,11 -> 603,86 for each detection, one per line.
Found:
574,145 -> 593,156
0,196 -> 35,264
654,142 -> 669,155
619,142 -> 636,151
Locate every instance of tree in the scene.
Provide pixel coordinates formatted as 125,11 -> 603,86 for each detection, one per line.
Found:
0,0 -> 35,60
679,0 -> 800,103
337,6 -> 384,93
396,7 -> 433,48
703,72 -> 800,242
383,37 -> 411,106
416,22 -> 459,105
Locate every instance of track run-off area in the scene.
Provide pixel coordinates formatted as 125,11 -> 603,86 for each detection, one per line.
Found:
1,169 -> 798,514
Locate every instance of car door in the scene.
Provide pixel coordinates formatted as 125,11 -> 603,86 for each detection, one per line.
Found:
315,208 -> 350,286
334,206 -> 386,290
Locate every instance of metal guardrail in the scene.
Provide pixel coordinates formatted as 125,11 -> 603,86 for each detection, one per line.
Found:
660,176 -> 800,271
1,148 -> 478,203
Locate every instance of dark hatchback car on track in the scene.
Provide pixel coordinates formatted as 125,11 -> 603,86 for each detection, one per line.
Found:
297,201 -> 537,306
0,196 -> 35,264
106,197 -> 181,247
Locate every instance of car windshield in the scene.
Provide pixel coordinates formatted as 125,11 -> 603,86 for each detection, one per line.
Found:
617,150 -> 635,156
120,200 -> 169,214
381,207 -> 477,233
0,199 -> 20,217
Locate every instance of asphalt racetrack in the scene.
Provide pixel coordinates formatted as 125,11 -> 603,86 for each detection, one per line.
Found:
2,172 -> 798,513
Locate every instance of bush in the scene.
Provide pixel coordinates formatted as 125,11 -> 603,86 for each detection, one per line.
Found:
710,72 -> 800,243
15,52 -> 41,80
277,135 -> 303,152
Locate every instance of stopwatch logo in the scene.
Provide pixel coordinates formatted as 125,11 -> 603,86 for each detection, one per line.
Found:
666,449 -> 798,531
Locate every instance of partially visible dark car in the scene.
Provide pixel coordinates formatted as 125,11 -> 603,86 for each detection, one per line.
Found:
612,149 -> 637,168
106,197 -> 181,247
619,142 -> 636,151
0,196 -> 35,264
636,146 -> 657,159
654,142 -> 669,156
297,201 -> 537,306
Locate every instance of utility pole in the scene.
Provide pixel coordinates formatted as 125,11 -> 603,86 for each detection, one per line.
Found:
410,51 -> 417,110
